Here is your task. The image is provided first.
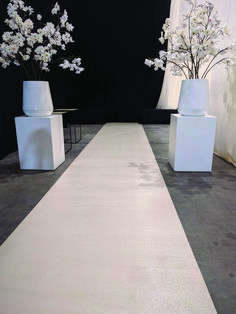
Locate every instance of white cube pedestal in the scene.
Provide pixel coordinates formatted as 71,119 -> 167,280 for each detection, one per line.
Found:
168,114 -> 216,172
15,115 -> 65,170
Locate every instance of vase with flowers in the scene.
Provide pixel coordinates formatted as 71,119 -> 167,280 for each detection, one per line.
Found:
0,0 -> 84,116
145,0 -> 236,116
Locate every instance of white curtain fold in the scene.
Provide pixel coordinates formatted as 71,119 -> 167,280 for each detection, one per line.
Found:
156,0 -> 187,109
157,0 -> 236,166
208,0 -> 236,166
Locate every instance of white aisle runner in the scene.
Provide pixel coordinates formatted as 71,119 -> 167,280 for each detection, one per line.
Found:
0,123 -> 216,313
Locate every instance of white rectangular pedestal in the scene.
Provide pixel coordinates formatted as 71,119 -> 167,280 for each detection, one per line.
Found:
168,114 -> 216,172
15,115 -> 65,170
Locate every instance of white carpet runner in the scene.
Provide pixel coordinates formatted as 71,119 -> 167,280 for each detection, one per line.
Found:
0,123 -> 216,313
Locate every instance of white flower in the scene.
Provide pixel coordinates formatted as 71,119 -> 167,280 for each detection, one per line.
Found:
66,23 -> 74,32
24,18 -> 34,30
154,58 -> 164,71
43,22 -> 55,36
159,32 -> 165,44
51,31 -> 62,46
0,56 -> 10,68
4,18 -> 16,30
10,44 -> 19,54
27,32 -> 43,46
62,32 -> 73,44
75,68 -> 84,74
159,37 -> 165,44
34,45 -> 44,55
19,52 -> 30,61
37,14 -> 42,21
144,59 -> 154,67
74,58 -> 81,64
52,2 -> 60,15
59,58 -> 84,73
60,10 -> 68,27
159,50 -> 167,59
15,15 -> 23,27
59,59 -> 70,69
2,31 -> 13,42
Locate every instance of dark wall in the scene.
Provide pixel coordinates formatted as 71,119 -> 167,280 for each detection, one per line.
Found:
0,0 -> 171,159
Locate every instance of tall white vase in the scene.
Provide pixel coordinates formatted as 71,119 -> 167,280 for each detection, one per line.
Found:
178,79 -> 209,116
23,81 -> 53,117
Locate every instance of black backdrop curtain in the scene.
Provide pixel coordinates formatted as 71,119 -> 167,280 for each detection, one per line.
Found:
0,0 -> 171,159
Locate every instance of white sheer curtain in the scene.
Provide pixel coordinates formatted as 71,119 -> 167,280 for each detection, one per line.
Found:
157,0 -> 236,166
157,0 -> 188,109
208,0 -> 236,166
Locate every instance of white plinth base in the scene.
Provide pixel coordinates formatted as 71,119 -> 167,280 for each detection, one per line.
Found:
168,114 -> 216,172
15,115 -> 65,170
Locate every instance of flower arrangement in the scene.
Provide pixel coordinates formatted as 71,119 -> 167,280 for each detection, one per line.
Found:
0,0 -> 84,80
145,0 -> 236,79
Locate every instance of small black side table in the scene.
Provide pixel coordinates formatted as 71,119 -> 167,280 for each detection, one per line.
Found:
53,108 -> 82,144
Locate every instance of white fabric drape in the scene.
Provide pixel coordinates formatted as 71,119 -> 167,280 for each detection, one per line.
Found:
208,0 -> 236,166
157,0 -> 188,109
157,0 -> 236,166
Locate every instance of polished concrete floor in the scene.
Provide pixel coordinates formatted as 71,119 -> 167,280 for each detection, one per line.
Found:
0,124 -> 235,313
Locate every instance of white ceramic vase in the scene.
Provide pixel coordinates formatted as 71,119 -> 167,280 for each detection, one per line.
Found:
178,79 -> 209,116
23,81 -> 53,117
